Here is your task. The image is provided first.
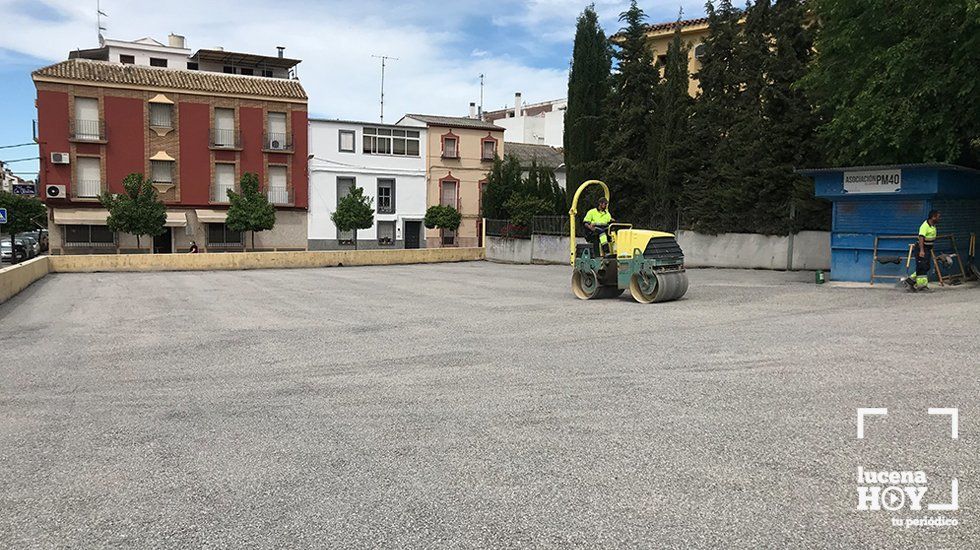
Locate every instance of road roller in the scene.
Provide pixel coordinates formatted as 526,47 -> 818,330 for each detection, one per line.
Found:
569,180 -> 689,303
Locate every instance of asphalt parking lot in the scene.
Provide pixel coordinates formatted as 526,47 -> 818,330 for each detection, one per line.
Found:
1,261 -> 977,548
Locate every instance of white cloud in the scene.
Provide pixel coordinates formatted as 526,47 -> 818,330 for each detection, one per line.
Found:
0,0 -> 569,121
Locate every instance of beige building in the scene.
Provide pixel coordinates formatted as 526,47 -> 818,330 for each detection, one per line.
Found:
642,17 -> 711,96
398,115 -> 504,247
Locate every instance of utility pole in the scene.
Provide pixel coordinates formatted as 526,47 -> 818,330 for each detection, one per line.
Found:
372,55 -> 398,123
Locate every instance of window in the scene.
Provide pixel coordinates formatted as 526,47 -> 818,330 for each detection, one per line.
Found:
656,54 -> 667,66
76,157 -> 101,197
442,137 -> 458,159
363,127 -> 420,156
187,61 -> 199,70
213,108 -> 235,147
240,68 -> 254,76
119,54 -> 135,64
441,228 -> 456,246
149,103 -> 172,128
267,112 -> 287,149
338,130 -> 355,153
64,225 -> 115,247
74,97 -> 100,140
481,139 -> 496,160
262,69 -> 274,78
440,178 -> 458,208
378,221 -> 395,246
149,57 -> 168,67
377,178 -> 395,214
479,180 -> 488,216
694,44 -> 706,60
207,223 -> 243,247
214,164 -> 235,201
268,166 -> 288,204
336,177 -> 355,243
223,66 -> 235,74
151,160 -> 173,183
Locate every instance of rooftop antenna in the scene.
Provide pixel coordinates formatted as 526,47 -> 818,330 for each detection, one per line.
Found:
478,74 -> 485,119
97,0 -> 108,45
371,54 -> 399,123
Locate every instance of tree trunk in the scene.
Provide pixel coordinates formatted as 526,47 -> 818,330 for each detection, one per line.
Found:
136,234 -> 141,252
353,229 -> 358,250
252,231 -> 256,251
10,234 -> 16,265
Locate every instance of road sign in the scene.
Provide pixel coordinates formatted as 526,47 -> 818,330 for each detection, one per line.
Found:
0,208 -> 6,224
12,184 -> 36,196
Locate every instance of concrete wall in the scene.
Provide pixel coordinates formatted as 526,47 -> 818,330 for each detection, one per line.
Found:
0,257 -> 51,304
487,231 -> 831,270
48,247 -> 484,273
486,235 -> 581,265
676,230 -> 830,270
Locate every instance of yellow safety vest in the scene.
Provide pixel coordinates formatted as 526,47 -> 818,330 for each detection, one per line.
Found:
584,208 -> 612,226
918,220 -> 937,244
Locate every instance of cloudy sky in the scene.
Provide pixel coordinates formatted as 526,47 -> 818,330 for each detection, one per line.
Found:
0,0 -> 705,176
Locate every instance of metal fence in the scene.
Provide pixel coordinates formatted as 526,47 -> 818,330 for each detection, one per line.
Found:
485,219 -> 530,239
531,216 -> 570,236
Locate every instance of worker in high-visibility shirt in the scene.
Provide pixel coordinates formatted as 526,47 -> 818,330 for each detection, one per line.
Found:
904,209 -> 941,290
583,197 -> 613,256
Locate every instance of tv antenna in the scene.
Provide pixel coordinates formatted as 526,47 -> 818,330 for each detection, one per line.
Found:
97,0 -> 108,45
478,74 -> 485,119
372,54 -> 399,123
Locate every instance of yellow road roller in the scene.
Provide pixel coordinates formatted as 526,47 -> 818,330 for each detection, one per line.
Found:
569,180 -> 689,303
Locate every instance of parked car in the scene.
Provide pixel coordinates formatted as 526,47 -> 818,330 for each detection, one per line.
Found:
16,236 -> 39,258
20,230 -> 49,252
1,240 -> 29,263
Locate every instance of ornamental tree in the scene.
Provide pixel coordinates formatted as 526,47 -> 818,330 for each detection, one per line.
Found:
423,204 -> 461,237
99,173 -> 166,251
226,172 -> 277,251
331,181 -> 374,249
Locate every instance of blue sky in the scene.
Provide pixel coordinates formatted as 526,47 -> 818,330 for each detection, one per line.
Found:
0,0 -> 705,178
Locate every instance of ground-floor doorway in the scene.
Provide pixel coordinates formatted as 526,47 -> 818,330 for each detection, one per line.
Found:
153,228 -> 173,254
404,221 -> 421,249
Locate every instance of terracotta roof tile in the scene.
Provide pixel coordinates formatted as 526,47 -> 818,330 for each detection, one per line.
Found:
32,59 -> 307,100
402,114 -> 503,131
504,142 -> 564,169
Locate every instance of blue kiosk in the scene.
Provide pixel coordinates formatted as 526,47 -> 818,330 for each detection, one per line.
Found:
799,163 -> 980,283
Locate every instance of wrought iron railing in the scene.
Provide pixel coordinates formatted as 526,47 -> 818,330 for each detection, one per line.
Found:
267,186 -> 291,205
211,182 -> 235,202
531,215 -> 570,236
75,179 -> 102,198
265,132 -> 292,151
73,119 -> 104,141
210,128 -> 240,148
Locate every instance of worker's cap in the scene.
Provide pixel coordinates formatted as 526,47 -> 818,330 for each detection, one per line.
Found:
598,198 -> 608,204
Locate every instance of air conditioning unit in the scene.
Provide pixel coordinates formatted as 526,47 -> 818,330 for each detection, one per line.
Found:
50,152 -> 70,164
46,184 -> 67,198
271,139 -> 282,149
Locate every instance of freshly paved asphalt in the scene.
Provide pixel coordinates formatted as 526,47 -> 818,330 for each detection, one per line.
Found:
1,262 -> 977,548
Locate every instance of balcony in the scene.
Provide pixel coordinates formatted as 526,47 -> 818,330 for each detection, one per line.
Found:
71,119 -> 106,142
267,186 -> 291,205
209,128 -> 241,150
264,132 -> 293,153
74,179 -> 102,198
211,182 -> 235,203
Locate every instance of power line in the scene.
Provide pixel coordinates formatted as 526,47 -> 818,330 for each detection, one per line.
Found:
0,143 -> 36,150
0,157 -> 40,164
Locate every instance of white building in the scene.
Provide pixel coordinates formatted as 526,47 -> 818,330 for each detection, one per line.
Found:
308,119 -> 428,249
483,93 -> 566,147
69,34 -> 299,79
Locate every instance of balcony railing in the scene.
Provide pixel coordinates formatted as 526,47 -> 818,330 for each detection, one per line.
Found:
75,179 -> 102,198
210,128 -> 240,149
267,186 -> 291,205
73,119 -> 105,141
212,182 -> 235,202
265,132 -> 292,151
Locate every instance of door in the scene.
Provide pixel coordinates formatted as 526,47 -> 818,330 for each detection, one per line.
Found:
153,228 -> 173,254
404,221 -> 421,249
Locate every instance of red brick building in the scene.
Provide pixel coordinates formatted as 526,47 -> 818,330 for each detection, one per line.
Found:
33,45 -> 309,254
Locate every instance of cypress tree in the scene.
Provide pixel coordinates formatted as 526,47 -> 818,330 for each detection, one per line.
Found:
564,4 -> 612,193
599,0 -> 659,224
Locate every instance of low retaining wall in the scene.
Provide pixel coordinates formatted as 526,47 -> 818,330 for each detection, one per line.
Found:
0,257 -> 51,304
487,231 -> 831,270
48,247 -> 485,273
676,230 -> 829,270
485,235 -> 583,265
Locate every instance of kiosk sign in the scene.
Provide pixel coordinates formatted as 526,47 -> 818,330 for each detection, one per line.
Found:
843,169 -> 902,194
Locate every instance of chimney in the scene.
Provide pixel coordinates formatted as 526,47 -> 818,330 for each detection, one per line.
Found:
514,92 -> 523,117
277,46 -> 285,59
168,34 -> 185,49
469,102 -> 477,119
